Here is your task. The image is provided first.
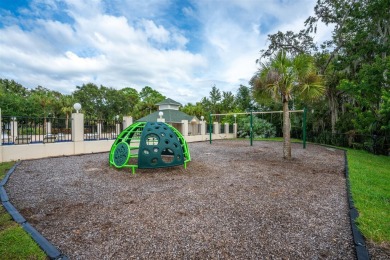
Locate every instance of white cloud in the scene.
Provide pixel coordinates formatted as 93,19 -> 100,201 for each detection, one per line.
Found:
142,19 -> 171,44
0,0 -> 332,105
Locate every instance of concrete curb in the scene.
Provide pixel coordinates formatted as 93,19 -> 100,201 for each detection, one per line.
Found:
0,161 -> 68,260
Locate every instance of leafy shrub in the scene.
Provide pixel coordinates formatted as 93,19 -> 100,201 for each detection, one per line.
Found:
237,116 -> 276,138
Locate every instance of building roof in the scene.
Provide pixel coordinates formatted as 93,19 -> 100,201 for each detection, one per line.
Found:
156,98 -> 182,107
136,109 -> 197,123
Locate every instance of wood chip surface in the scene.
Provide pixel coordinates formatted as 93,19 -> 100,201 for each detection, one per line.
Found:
6,140 -> 356,259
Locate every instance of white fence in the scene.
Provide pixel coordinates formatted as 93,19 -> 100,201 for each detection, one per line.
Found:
0,113 -> 237,163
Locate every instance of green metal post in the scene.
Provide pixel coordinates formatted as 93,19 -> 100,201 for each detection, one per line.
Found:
209,113 -> 212,144
250,111 -> 253,146
303,107 -> 307,149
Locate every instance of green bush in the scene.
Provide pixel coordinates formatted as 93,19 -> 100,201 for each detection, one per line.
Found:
237,116 -> 276,138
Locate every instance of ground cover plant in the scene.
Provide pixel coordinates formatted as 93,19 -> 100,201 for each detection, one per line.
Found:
0,161 -> 46,259
347,149 -> 390,247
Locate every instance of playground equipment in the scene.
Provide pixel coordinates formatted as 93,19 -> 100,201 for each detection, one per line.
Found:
109,122 -> 191,173
209,108 -> 307,148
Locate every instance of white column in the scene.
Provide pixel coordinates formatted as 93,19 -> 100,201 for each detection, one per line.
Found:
10,117 -> 18,142
157,118 -> 165,122
115,123 -> 121,135
97,122 -> 102,139
225,123 -> 229,135
213,122 -> 219,134
201,121 -> 206,136
234,123 -> 238,138
123,116 -> 133,129
181,120 -> 189,136
47,122 -> 52,135
71,113 -> 84,142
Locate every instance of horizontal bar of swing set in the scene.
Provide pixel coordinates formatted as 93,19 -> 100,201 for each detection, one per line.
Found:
210,110 -> 304,116
209,109 -> 307,149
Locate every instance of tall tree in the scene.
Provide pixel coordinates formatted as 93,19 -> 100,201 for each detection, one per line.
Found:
118,87 -> 139,115
221,91 -> 235,113
30,86 -> 57,118
305,0 -> 390,134
0,79 -> 30,116
200,97 -> 212,114
251,51 -> 325,159
73,83 -> 103,118
133,86 -> 165,119
60,95 -> 75,130
259,30 -> 317,59
180,102 -> 206,119
235,85 -> 255,111
209,85 -> 222,113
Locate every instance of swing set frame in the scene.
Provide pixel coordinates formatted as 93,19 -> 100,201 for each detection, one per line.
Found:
209,108 -> 307,148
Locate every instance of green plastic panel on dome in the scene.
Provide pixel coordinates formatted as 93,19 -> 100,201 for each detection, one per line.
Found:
109,122 -> 190,173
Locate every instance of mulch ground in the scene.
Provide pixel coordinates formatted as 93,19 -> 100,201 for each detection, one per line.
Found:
6,140 -> 357,259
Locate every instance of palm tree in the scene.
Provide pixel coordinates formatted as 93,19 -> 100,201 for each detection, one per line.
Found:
251,51 -> 325,159
60,95 -> 74,130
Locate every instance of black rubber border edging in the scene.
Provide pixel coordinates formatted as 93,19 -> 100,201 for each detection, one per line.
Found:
344,150 -> 370,260
0,161 -> 68,260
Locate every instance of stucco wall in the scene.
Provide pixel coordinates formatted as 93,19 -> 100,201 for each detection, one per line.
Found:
0,112 -> 237,162
0,134 -> 235,163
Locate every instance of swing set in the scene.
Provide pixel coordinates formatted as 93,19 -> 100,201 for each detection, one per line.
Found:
208,108 -> 307,148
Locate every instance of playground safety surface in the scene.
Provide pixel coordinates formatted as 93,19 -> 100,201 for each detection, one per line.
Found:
6,140 -> 359,258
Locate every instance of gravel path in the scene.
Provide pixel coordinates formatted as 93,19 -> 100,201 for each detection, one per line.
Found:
6,140 -> 355,259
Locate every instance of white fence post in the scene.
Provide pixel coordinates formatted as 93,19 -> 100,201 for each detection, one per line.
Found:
115,122 -> 121,135
123,116 -> 133,129
11,117 -> 17,142
213,122 -> 219,134
72,113 -> 84,142
97,122 -> 102,139
181,120 -> 189,136
72,112 -> 84,154
47,121 -> 52,135
201,121 -> 206,136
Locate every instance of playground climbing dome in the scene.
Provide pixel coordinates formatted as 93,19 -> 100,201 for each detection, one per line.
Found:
109,122 -> 191,173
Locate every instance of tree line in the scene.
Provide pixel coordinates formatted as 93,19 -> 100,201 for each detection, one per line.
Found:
0,80 -> 166,121
0,77 -> 258,121
248,0 -> 390,157
251,0 -> 389,138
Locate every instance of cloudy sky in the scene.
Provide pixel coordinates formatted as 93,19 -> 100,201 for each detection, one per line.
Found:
0,0 -> 331,105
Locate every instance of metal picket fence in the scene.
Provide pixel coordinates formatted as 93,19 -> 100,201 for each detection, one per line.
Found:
1,116 -> 72,145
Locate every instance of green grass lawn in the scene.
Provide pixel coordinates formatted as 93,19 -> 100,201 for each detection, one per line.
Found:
347,149 -> 390,245
0,161 -> 47,259
0,161 -> 14,180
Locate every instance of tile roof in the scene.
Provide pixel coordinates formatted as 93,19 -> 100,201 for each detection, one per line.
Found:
155,98 -> 182,107
136,109 -> 197,123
